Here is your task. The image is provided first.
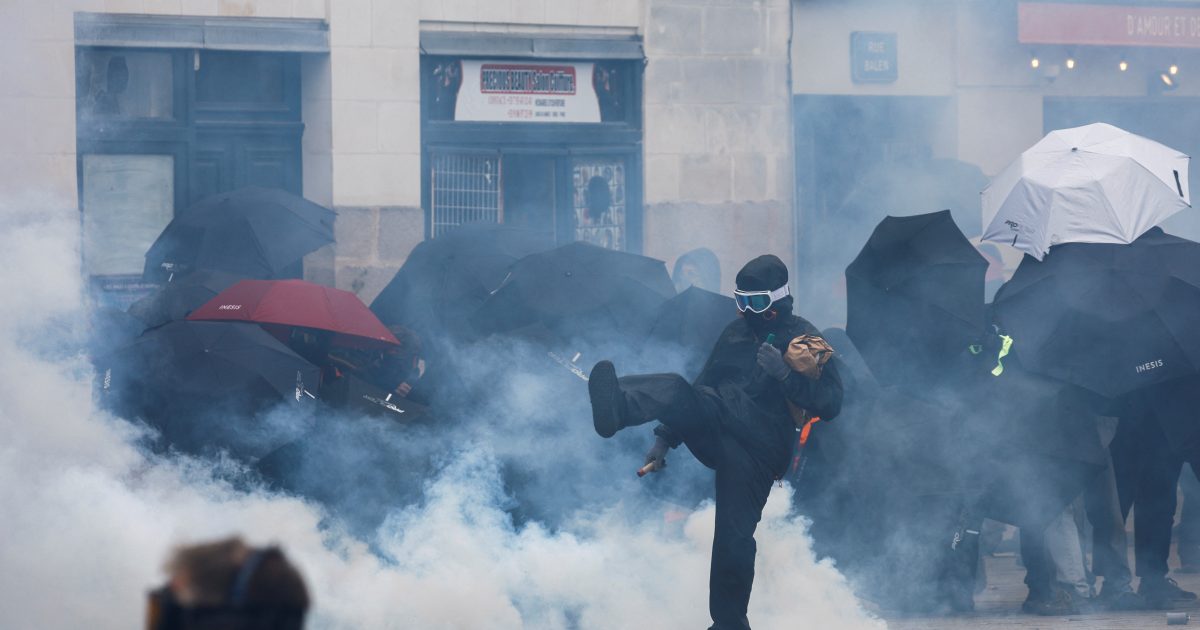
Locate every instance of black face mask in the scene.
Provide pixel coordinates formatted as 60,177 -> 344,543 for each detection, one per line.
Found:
741,296 -> 793,339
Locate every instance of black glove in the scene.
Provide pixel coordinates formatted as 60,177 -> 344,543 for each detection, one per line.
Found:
644,435 -> 670,473
756,342 -> 791,381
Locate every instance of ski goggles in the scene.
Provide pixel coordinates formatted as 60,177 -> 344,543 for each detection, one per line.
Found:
734,284 -> 790,314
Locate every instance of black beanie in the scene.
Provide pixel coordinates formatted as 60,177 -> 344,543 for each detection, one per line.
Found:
735,255 -> 788,292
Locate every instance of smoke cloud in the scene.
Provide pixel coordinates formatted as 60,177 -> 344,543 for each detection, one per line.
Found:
0,206 -> 882,629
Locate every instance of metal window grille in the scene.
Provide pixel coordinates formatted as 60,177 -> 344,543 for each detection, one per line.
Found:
430,152 -> 502,237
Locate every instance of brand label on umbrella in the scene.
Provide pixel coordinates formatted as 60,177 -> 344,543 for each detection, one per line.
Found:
363,394 -> 405,414
217,304 -> 242,310
1135,359 -> 1164,374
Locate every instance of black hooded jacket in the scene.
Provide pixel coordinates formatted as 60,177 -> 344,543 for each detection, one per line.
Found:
693,313 -> 844,475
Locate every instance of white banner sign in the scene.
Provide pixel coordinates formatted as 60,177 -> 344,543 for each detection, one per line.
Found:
455,60 -> 601,123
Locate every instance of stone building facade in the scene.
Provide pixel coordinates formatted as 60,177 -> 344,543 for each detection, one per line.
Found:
0,0 -> 794,306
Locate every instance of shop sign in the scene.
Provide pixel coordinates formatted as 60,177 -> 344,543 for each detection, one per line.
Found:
1020,2 -> 1200,48
851,32 -> 898,83
455,60 -> 601,123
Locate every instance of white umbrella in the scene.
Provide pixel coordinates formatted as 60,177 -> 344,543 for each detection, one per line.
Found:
982,122 -> 1190,260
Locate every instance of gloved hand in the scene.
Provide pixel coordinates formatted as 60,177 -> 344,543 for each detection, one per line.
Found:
757,342 -> 792,381
643,435 -> 670,473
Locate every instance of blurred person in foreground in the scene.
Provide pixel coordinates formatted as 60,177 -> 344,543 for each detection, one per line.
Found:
146,537 -> 310,630
588,255 -> 843,630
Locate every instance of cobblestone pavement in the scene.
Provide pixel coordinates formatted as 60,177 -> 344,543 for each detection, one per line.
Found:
882,555 -> 1200,629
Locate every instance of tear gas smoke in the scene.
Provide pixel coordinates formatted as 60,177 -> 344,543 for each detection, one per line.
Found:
0,206 -> 883,629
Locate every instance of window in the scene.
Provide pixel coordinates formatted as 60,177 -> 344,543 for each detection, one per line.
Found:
196,51 -> 287,105
429,152 -> 502,236
573,158 -> 626,251
76,50 -> 174,121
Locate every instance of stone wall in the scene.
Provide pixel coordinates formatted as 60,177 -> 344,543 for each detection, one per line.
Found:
643,0 -> 794,294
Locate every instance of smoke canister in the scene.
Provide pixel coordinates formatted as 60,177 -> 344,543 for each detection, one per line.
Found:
1167,612 -> 1189,625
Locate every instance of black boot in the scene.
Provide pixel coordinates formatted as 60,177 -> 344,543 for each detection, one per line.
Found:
1139,576 -> 1196,609
588,360 -> 626,438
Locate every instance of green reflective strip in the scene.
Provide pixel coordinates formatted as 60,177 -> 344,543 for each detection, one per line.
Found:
992,335 -> 1013,376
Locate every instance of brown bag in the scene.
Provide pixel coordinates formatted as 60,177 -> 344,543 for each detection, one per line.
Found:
782,334 -> 835,429
784,334 -> 834,379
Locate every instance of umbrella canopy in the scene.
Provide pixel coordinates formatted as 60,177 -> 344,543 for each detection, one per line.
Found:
470,241 -> 676,343
143,187 -> 335,281
126,270 -> 244,329
371,223 -> 554,339
983,122 -> 1191,261
646,286 -> 736,354
320,373 -> 429,421
188,279 -> 399,348
992,227 -> 1200,397
846,210 -> 989,387
1140,375 -> 1200,462
97,320 -> 319,454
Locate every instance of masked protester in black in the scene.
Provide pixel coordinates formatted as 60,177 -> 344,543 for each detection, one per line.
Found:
588,255 -> 843,630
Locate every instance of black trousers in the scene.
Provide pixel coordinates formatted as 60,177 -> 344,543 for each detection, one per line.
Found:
1111,415 -> 1184,580
1021,524 -> 1055,598
1084,450 -> 1133,589
619,373 -> 776,630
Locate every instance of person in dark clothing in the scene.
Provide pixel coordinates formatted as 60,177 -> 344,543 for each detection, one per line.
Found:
1111,409 -> 1196,608
588,255 -> 843,630
1085,419 -> 1146,610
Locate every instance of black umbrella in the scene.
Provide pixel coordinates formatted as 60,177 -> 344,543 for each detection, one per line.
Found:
992,227 -> 1200,397
644,286 -> 736,376
126,270 -> 244,329
98,320 -> 319,455
143,187 -> 335,282
846,210 -> 989,387
371,223 -> 554,339
320,373 -> 429,421
1135,375 -> 1200,462
471,241 -> 676,343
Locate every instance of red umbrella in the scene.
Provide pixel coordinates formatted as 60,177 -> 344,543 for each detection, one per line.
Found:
188,279 -> 399,348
